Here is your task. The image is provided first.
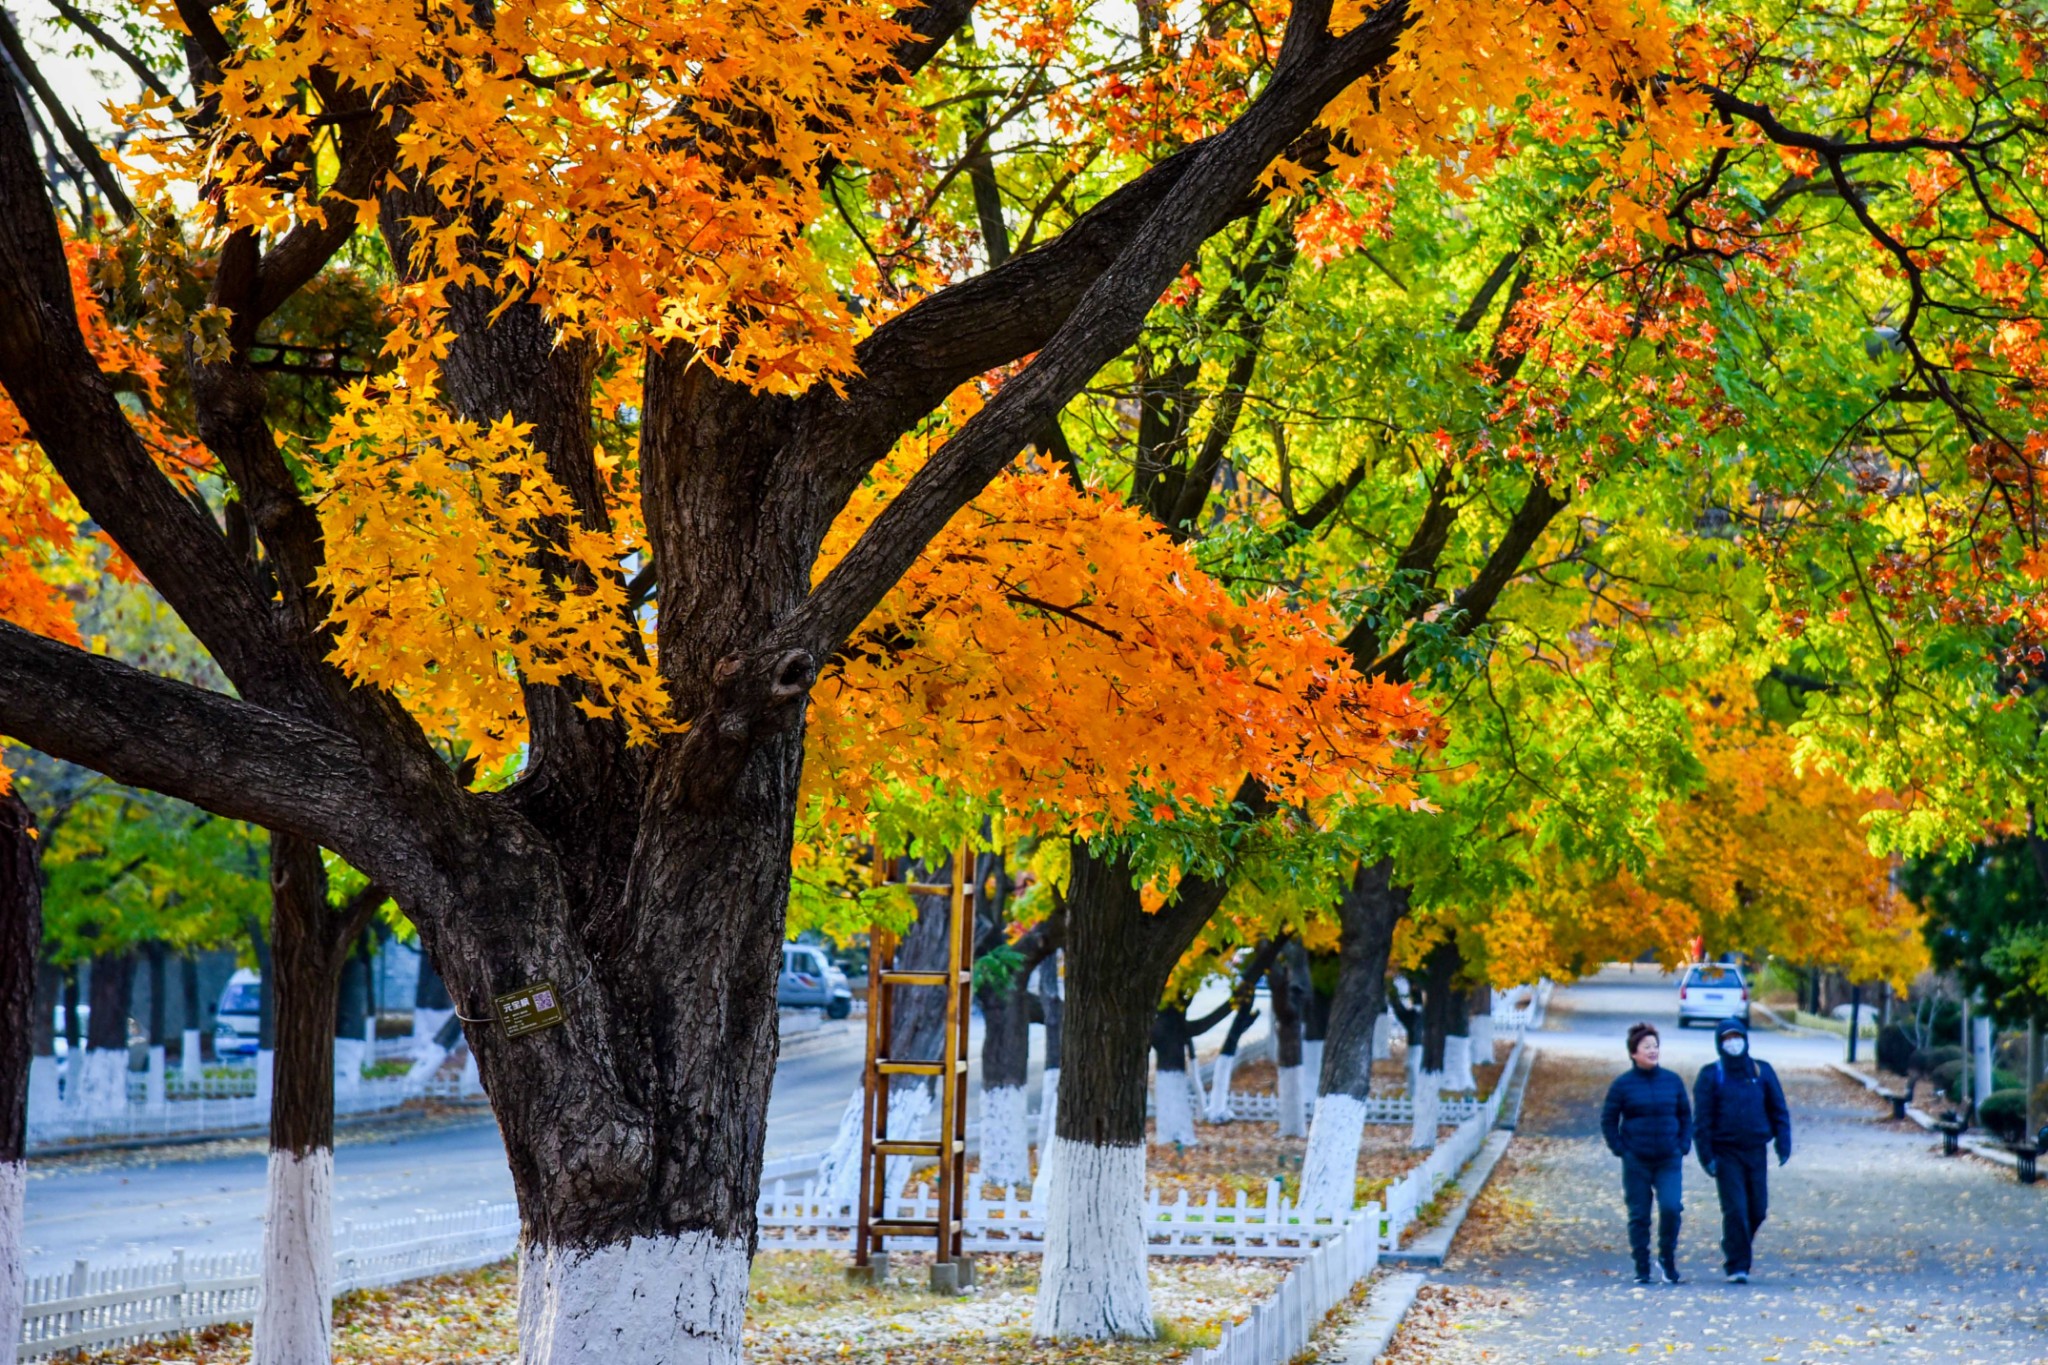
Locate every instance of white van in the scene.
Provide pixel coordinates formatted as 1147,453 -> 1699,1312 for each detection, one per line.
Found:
215,969 -> 263,1057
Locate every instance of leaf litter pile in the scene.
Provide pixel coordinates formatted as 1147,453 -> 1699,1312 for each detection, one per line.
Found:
65,1253 -> 1288,1364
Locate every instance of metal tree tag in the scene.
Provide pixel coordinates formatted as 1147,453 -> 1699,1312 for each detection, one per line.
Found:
496,981 -> 565,1038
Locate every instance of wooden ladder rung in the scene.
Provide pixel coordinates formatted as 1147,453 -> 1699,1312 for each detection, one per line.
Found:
870,1218 -> 962,1236
901,882 -> 952,896
877,969 -> 970,987
876,1059 -> 965,1077
873,1138 -> 963,1157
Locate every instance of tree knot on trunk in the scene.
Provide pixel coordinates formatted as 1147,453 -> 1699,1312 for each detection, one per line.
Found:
675,647 -> 817,806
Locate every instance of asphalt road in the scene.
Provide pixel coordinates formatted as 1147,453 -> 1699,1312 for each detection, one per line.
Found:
23,1019 -> 889,1275
1391,966 -> 2048,1365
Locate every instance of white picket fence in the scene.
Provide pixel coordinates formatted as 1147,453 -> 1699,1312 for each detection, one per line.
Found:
16,1204 -> 518,1360
1187,1034 -> 1529,1365
27,1074 -> 423,1149
1223,1091 -> 1484,1125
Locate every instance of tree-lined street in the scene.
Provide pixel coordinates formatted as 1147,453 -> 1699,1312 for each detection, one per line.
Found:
1397,970 -> 2048,1363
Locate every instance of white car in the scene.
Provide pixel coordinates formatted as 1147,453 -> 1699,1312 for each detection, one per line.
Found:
215,969 -> 263,1057
1676,963 -> 1750,1030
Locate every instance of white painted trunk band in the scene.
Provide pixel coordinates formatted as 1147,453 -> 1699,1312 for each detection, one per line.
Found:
1205,1053 -> 1236,1123
1470,1014 -> 1495,1060
979,1085 -> 1033,1186
1153,1068 -> 1198,1147
1442,1035 -> 1476,1093
1,1160 -> 23,1365
255,1147 -> 333,1365
1302,1039 -> 1325,1098
813,1087 -> 867,1206
518,1230 -> 748,1364
1032,1138 -> 1154,1340
1409,1069 -> 1443,1150
1276,1065 -> 1308,1138
1037,1067 -> 1061,1153
1298,1093 -> 1367,1221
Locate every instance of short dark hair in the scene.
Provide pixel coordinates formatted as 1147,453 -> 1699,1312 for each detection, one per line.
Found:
1627,1022 -> 1660,1057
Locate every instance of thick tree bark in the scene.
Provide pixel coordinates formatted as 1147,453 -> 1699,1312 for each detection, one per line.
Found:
1149,1009 -> 1198,1147
1036,842 -> 1228,1339
2,791 -> 39,1365
1298,861 -> 1406,1218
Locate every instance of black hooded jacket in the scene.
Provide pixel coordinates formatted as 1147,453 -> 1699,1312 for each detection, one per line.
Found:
1694,1016 -> 1792,1165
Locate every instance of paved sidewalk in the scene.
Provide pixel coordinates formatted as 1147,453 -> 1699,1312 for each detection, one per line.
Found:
1382,972 -> 2048,1363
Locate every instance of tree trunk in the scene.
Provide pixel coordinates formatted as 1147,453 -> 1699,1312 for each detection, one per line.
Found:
181,952 -> 205,1077
29,957 -> 56,1136
1035,842 -> 1226,1340
1269,946 -> 1308,1138
1469,983 -> 1494,1064
1442,988 -> 1475,1093
1303,959 -> 1332,1100
977,964 -> 1036,1186
1037,953 -> 1063,1155
814,870 -> 956,1206
78,949 -> 134,1117
257,833 -> 346,1365
2,791 -> 40,1365
1409,940 -> 1458,1150
1299,860 -> 1405,1219
1149,1009 -> 1197,1147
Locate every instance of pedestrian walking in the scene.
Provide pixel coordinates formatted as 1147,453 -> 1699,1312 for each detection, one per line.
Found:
1692,1016 -> 1792,1284
1601,1021 -> 1692,1284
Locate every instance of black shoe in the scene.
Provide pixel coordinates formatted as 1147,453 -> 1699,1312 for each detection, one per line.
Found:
1660,1262 -> 1684,1284
1726,1271 -> 1749,1284
1633,1270 -> 1653,1285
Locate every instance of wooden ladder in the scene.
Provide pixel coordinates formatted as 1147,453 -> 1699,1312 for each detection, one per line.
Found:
853,845 -> 973,1289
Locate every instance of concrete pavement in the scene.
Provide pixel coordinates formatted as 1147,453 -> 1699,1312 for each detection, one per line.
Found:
1382,966 -> 2048,1364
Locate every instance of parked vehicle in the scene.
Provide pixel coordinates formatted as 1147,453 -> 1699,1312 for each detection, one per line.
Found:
215,969 -> 263,1057
1676,962 -> 1749,1029
778,943 -> 852,1018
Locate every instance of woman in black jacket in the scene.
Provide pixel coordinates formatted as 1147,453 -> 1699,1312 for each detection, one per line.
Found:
1601,1021 -> 1693,1284
1693,1016 -> 1792,1283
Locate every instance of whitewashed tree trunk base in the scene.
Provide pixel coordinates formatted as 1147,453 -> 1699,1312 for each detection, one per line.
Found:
27,1056 -> 57,1125
145,1046 -> 167,1108
254,1148 -> 333,1365
517,1231 -> 748,1364
1204,1053 -> 1236,1124
334,1039 -> 368,1099
885,1081 -> 934,1199
979,1085 -> 1032,1186
1037,1067 -> 1061,1152
1032,1138 -> 1154,1340
72,1050 -> 128,1118
1371,1013 -> 1393,1061
1276,1065 -> 1307,1138
1442,1036 -> 1475,1093
2,1160 -> 24,1365
813,1087 -> 866,1206
1302,1040 -> 1324,1099
1153,1069 -> 1198,1146
255,1050 -> 276,1110
180,1029 -> 203,1085
1184,1056 -> 1207,1121
1409,1070 -> 1443,1150
1298,1093 -> 1366,1221
1470,1014 -> 1495,1062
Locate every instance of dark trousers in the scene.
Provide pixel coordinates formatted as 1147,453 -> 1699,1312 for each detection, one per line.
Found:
1622,1155 -> 1683,1273
1713,1144 -> 1771,1274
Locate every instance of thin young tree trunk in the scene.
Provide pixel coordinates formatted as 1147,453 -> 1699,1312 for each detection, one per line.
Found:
1303,962 -> 1331,1101
30,958 -> 56,1132
1269,947 -> 1307,1138
80,949 -> 134,1117
1037,953 -> 1062,1155
180,952 -> 204,1078
1149,1008 -> 1197,1147
1299,860 -> 1405,1219
1409,941 -> 1458,1150
1469,983 -> 1494,1064
1,791 -> 40,1365
977,969 -> 1036,1185
1442,988 -> 1475,1093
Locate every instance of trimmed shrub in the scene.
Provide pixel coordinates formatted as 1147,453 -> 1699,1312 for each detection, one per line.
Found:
1979,1089 -> 2028,1142
1931,1059 -> 1965,1101
1876,1024 -> 1915,1076
1913,1045 -> 1964,1076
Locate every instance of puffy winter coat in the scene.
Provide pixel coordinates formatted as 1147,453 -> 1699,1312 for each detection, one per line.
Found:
1694,1017 -> 1792,1165
1602,1064 -> 1693,1163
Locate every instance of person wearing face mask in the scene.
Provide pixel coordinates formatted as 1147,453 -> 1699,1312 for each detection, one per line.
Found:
1601,1021 -> 1692,1285
1692,1016 -> 1792,1283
